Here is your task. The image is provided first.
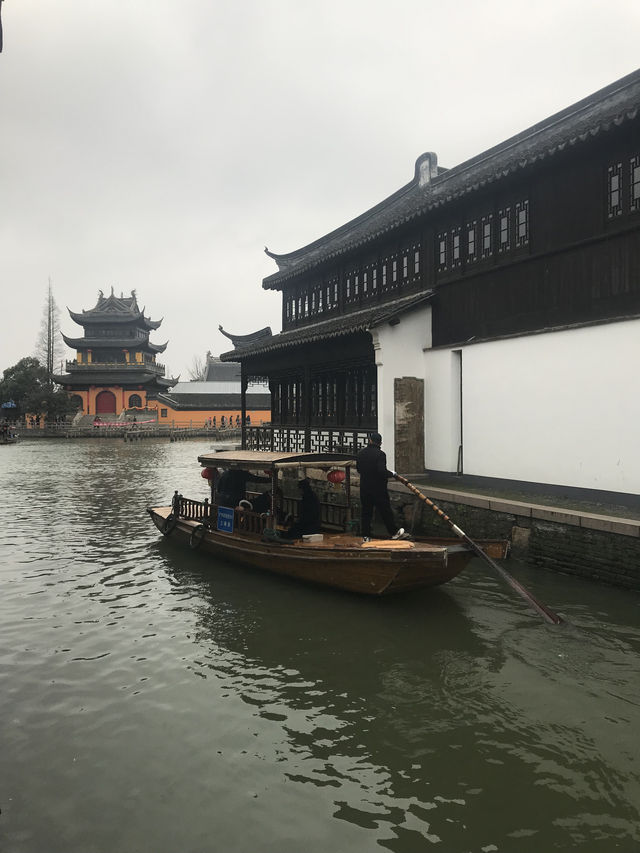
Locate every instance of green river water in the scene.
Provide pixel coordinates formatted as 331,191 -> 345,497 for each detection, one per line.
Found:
1,438 -> 638,853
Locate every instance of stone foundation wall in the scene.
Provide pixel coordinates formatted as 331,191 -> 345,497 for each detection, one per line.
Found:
385,489 -> 640,591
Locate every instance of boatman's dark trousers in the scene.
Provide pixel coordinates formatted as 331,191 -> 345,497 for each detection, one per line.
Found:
360,490 -> 397,538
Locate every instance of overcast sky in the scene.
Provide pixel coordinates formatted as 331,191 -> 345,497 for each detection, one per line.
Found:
1,0 -> 639,379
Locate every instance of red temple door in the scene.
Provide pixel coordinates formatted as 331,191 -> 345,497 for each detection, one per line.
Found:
95,391 -> 117,414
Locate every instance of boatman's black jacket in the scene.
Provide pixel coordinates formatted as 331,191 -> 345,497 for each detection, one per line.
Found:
356,444 -> 392,495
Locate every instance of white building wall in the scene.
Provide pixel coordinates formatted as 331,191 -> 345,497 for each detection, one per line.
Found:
372,305 -> 431,471
421,347 -> 464,474
423,318 -> 640,494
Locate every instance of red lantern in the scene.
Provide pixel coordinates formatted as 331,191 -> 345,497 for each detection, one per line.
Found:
201,467 -> 216,480
327,469 -> 346,484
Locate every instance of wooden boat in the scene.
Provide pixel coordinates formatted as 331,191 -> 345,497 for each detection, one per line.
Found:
147,450 -> 509,596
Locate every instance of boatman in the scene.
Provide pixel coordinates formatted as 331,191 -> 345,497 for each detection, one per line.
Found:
356,432 -> 407,543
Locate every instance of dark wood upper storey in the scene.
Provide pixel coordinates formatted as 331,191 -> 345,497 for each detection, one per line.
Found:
254,68 -> 640,350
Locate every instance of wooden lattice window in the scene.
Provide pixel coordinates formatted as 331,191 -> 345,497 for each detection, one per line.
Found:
608,163 -> 623,219
466,220 -> 477,262
498,207 -> 511,253
515,200 -> 529,247
451,227 -> 462,268
631,156 -> 640,212
481,214 -> 493,258
437,232 -> 448,271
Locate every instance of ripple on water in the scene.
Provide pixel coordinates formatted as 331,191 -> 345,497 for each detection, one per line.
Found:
1,441 -> 640,852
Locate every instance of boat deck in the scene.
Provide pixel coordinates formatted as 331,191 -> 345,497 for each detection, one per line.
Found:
152,505 -> 447,553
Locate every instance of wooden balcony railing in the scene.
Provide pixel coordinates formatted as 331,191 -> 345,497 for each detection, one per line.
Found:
244,424 -> 371,454
65,360 -> 165,374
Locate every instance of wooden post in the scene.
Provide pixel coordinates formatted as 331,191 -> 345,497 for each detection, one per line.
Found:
345,465 -> 352,527
241,368 -> 248,450
303,366 -> 311,452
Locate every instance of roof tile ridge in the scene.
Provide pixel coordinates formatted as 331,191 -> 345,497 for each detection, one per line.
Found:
436,72 -> 640,187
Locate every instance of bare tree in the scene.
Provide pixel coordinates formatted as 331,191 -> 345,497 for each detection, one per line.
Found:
188,354 -> 207,381
35,279 -> 64,385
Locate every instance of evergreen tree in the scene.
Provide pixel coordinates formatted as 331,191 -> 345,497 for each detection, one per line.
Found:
0,357 -> 77,422
35,279 -> 64,384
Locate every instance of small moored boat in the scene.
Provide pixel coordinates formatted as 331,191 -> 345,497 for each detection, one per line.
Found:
0,428 -> 18,445
147,450 -> 508,595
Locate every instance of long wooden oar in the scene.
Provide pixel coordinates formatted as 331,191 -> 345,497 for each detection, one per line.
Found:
392,472 -> 563,625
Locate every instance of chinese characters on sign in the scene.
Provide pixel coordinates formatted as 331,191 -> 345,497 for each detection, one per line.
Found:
217,506 -> 234,533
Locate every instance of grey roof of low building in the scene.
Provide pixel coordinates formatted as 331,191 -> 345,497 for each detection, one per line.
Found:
155,392 -> 271,410
203,358 -> 241,382
220,290 -> 434,361
262,68 -> 640,289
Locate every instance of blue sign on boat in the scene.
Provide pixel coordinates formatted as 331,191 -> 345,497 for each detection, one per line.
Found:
217,506 -> 234,533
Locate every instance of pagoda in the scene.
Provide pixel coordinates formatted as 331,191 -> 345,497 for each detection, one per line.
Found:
55,288 -> 176,416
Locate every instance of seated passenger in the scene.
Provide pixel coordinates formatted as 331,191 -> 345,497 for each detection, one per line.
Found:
216,468 -> 270,508
282,478 -> 321,539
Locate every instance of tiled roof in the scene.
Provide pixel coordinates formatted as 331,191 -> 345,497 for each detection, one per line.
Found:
220,290 -> 433,361
68,290 -> 162,330
263,69 -> 640,289
203,358 -> 241,382
61,335 -> 167,354
218,325 -> 273,348
155,392 -> 271,410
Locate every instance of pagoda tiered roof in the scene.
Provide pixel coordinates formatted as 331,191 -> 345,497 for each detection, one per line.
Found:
68,288 -> 163,330
61,334 -> 168,353
52,369 -> 176,389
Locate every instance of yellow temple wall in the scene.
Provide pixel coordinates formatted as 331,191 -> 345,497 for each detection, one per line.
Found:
149,400 -> 270,428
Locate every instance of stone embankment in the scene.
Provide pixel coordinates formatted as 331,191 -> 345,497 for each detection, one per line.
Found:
21,426 -> 242,443
386,479 -> 640,591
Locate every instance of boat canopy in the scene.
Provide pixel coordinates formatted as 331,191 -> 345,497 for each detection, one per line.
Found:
197,450 -> 357,470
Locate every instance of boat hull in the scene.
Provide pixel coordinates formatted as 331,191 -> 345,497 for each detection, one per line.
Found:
148,505 -> 479,595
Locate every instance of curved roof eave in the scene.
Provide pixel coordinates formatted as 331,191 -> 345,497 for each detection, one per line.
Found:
220,290 -> 434,362
61,333 -> 154,348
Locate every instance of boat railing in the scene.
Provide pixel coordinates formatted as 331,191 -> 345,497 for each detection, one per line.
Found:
172,493 -> 268,535
173,493 -> 211,523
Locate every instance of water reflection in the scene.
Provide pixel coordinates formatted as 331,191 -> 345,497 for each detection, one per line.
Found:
1,440 -> 639,853
161,548 -> 640,852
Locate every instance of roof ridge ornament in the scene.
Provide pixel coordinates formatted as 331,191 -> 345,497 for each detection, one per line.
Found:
415,152 -> 439,188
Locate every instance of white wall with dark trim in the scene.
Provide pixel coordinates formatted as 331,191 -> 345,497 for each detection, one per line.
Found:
422,317 -> 640,494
